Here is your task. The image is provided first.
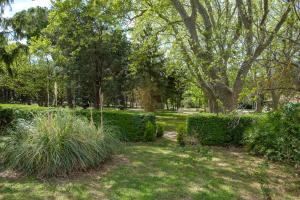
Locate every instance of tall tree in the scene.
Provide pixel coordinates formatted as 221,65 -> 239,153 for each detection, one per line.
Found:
132,0 -> 295,112
44,0 -> 130,108
130,25 -> 167,111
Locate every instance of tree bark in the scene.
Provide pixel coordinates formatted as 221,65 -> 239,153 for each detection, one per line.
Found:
94,81 -> 100,109
207,95 -> 219,113
255,93 -> 264,113
271,91 -> 280,110
66,80 -> 73,108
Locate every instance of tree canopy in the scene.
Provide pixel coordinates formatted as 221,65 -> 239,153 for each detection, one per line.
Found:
0,0 -> 299,112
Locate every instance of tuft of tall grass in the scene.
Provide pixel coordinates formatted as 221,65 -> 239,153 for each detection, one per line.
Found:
2,111 -> 119,177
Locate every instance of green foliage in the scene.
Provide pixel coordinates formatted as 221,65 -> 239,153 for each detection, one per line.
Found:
0,104 -> 156,142
187,114 -> 258,146
0,105 -> 50,134
2,111 -> 119,177
5,7 -> 48,40
78,110 -> 156,142
176,124 -> 186,146
246,103 -> 300,164
143,121 -> 156,142
130,25 -> 168,112
0,107 -> 13,132
156,123 -> 164,138
42,0 -> 131,108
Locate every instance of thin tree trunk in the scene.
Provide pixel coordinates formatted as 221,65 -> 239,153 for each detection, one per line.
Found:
66,80 -> 73,108
255,93 -> 264,113
53,81 -> 58,107
271,91 -> 280,110
99,86 -> 103,130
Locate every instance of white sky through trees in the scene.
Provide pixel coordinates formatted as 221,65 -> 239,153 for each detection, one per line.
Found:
3,0 -> 51,18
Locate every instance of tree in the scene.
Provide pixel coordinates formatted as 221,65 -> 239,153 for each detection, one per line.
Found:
0,44 -> 53,104
1,7 -> 48,80
0,0 -> 12,16
5,6 -> 48,41
130,25 -> 167,111
132,0 -> 295,112
44,0 -> 130,108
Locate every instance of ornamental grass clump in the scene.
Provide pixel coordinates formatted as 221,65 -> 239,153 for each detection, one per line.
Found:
3,111 -> 119,177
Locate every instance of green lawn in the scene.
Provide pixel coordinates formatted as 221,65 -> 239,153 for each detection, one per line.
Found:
154,111 -> 188,131
0,137 -> 299,200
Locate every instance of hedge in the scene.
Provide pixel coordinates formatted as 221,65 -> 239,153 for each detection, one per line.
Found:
0,104 -> 156,142
76,110 -> 155,141
187,114 -> 259,146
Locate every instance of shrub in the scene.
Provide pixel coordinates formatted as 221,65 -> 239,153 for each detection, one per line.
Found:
2,111 -> 119,177
187,114 -> 258,146
176,125 -> 187,146
246,103 -> 300,164
77,110 -> 156,142
0,105 -> 48,134
0,108 -> 14,133
144,121 -> 156,142
0,104 -> 156,142
156,123 -> 164,138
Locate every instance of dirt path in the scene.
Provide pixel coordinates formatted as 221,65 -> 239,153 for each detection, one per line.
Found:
164,131 -> 177,142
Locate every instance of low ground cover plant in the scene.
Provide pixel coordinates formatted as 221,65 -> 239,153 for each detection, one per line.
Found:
2,111 -> 119,177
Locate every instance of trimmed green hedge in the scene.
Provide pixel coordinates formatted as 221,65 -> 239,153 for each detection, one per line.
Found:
77,110 -> 155,141
0,104 -> 155,142
187,114 -> 259,146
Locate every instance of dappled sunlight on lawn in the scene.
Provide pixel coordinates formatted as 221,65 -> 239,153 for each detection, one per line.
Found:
0,138 -> 299,200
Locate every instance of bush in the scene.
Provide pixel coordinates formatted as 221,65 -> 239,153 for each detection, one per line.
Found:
0,104 -> 156,142
2,112 -> 119,177
0,108 -> 14,133
176,125 -> 186,146
156,123 -> 164,138
0,105 -> 48,134
187,114 -> 258,146
77,110 -> 156,142
246,103 -> 300,164
144,121 -> 156,142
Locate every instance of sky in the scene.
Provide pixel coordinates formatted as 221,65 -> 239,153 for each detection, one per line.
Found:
3,0 -> 52,18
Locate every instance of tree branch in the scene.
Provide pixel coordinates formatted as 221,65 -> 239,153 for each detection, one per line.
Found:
233,1 -> 293,97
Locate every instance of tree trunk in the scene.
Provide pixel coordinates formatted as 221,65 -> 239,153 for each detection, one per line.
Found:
53,81 -> 58,107
208,96 -> 219,113
271,91 -> 280,110
94,87 -> 100,109
255,93 -> 264,113
66,81 -> 73,108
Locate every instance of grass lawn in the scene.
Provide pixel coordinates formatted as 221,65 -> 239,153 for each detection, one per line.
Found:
0,136 -> 299,200
154,111 -> 188,131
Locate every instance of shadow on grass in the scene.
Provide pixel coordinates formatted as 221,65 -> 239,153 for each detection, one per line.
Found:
0,138 -> 299,200
99,140 -> 262,200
